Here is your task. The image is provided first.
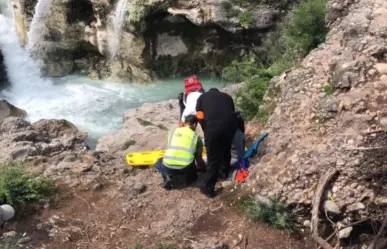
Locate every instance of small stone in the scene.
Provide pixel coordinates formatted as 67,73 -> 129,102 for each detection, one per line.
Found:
332,186 -> 339,193
374,63 -> 387,75
93,183 -> 102,190
338,227 -> 353,239
36,223 -> 43,229
319,92 -> 326,98
221,181 -> 233,188
356,202 -> 366,210
350,182 -> 358,189
336,159 -> 345,166
134,183 -> 147,194
379,117 -> 387,128
381,75 -> 387,83
368,69 -> 376,76
324,200 -> 341,214
293,191 -> 302,202
347,139 -> 355,145
303,220 -> 311,228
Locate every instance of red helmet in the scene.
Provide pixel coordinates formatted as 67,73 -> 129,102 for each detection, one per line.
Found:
184,75 -> 203,95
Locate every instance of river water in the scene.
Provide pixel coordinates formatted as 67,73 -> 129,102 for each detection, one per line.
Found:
3,75 -> 224,145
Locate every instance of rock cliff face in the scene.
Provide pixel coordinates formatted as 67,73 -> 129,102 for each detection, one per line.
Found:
13,0 -> 291,82
249,0 -> 387,221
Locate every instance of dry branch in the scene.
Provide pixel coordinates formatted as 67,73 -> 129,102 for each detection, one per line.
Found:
368,217 -> 387,249
74,193 -> 95,213
311,168 -> 339,249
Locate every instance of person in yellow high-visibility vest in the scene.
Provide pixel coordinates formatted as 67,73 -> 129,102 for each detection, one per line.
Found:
155,115 -> 206,190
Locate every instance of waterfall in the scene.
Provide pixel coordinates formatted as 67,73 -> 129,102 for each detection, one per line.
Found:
0,5 -> 52,98
108,0 -> 129,59
27,0 -> 52,50
0,0 -> 13,18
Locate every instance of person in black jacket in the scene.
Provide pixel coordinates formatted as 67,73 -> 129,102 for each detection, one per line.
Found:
196,88 -> 237,198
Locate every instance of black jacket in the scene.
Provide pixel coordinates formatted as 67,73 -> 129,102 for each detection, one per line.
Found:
196,90 -> 236,130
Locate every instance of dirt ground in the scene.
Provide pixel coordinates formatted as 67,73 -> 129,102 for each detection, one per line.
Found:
3,166 -> 313,249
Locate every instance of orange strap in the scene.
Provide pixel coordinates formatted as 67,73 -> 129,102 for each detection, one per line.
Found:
196,111 -> 204,120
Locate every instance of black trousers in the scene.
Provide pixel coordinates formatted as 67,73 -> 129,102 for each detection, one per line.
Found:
155,158 -> 197,183
178,92 -> 185,120
203,121 -> 237,192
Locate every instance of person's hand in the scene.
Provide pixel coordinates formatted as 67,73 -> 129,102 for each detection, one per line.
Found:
179,121 -> 185,127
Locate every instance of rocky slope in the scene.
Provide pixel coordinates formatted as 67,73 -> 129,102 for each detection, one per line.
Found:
11,0 -> 293,82
247,0 -> 387,228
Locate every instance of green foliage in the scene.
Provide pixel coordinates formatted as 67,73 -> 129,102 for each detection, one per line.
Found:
134,244 -> 143,249
0,163 -> 55,206
236,195 -> 294,230
224,0 -> 328,121
238,10 -> 254,28
157,244 -> 176,249
323,85 -> 334,95
121,139 -> 136,151
137,118 -> 153,126
283,0 -> 328,58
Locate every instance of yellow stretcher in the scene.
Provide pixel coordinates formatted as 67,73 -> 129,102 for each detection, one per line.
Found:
126,148 -> 207,167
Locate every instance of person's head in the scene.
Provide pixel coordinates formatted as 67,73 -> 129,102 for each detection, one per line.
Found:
184,75 -> 203,95
184,115 -> 198,130
209,88 -> 219,92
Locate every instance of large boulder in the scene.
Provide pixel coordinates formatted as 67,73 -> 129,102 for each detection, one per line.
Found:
0,117 -> 88,162
0,99 -> 27,122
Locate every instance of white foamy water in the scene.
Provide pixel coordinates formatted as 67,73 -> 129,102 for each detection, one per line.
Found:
0,2 -> 224,146
108,0 -> 129,58
27,0 -> 52,50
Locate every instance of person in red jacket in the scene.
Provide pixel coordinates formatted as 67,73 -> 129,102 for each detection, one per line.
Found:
196,88 -> 237,198
177,75 -> 204,127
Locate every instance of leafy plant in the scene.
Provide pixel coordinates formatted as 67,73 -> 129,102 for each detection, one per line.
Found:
323,85 -> 334,95
0,163 -> 55,206
121,139 -> 136,151
157,244 -> 176,249
236,194 -> 294,230
137,118 -> 153,126
223,0 -> 328,121
238,10 -> 254,28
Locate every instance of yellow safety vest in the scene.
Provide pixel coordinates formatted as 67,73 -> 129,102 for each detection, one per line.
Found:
163,127 -> 198,168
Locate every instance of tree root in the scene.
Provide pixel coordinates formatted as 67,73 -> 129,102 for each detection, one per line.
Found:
311,168 -> 339,249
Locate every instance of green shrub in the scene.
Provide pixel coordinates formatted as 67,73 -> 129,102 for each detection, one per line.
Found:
120,139 -> 136,151
283,0 -> 328,58
323,85 -> 334,95
157,244 -> 176,249
137,118 -> 153,126
238,10 -> 254,28
0,163 -> 55,206
236,195 -> 294,230
223,0 -> 328,121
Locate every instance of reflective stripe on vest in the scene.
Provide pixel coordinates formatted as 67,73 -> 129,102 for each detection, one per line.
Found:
163,127 -> 198,168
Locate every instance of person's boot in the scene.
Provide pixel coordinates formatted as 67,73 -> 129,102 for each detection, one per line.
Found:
162,174 -> 173,190
200,187 -> 216,198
